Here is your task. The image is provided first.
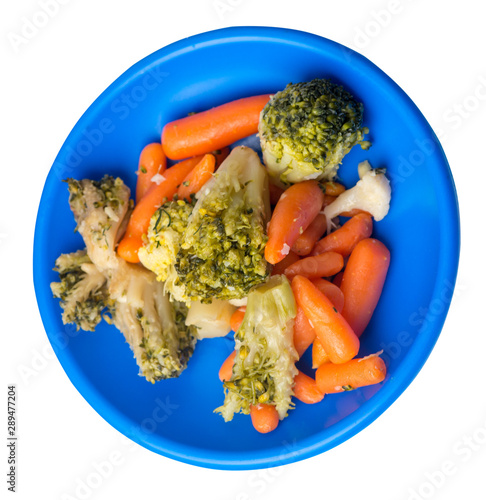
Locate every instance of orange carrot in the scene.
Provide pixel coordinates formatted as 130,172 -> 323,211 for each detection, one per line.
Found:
292,214 -> 327,256
269,183 -> 285,205
230,307 -> 246,333
117,157 -> 200,263
322,181 -> 346,197
250,404 -> 279,434
311,213 -> 373,257
339,208 -> 371,218
219,351 -> 236,382
312,340 -> 330,369
291,275 -> 359,364
323,194 -> 337,207
162,94 -> 271,160
340,238 -> 390,337
333,271 -> 344,288
177,153 -> 216,201
136,143 -> 167,203
293,304 -> 316,358
316,354 -> 386,394
310,278 -> 344,313
293,371 -> 324,404
271,250 -> 300,276
265,181 -> 325,265
213,146 -> 231,168
285,252 -> 344,280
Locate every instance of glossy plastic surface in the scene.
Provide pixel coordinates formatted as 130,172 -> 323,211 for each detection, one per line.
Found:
33,27 -> 460,469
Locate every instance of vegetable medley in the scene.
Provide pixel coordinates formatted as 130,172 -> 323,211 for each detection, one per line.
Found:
51,78 -> 392,433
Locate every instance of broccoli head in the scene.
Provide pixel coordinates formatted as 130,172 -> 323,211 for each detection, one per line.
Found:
259,79 -> 370,187
50,249 -> 109,331
175,146 -> 270,303
138,198 -> 194,302
66,175 -> 132,272
215,275 -> 298,422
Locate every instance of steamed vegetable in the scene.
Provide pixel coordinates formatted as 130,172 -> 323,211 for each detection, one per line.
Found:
67,175 -> 132,272
136,143 -> 167,203
259,79 -> 370,187
265,180 -> 324,264
50,250 -> 108,332
215,275 -> 298,422
138,198 -> 194,302
322,161 -> 391,230
175,146 -> 270,303
162,94 -> 271,160
184,299 -> 236,339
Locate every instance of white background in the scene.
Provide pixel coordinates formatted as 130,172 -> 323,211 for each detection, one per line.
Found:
2,1 -> 485,499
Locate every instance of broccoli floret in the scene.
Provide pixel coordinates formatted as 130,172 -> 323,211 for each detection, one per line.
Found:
259,79 -> 370,187
215,275 -> 298,422
52,175 -> 197,383
108,262 -> 197,382
174,146 -> 270,303
138,199 -> 194,302
50,249 -> 108,331
66,175 -> 132,272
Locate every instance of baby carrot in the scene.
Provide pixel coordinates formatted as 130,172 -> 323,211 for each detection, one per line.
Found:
316,354 -> 386,394
250,404 -> 279,434
177,153 -> 216,201
311,213 -> 373,257
312,340 -> 330,369
322,181 -> 346,197
339,208 -> 371,218
340,238 -> 390,337
162,94 -> 271,160
293,304 -> 316,358
136,143 -> 167,203
284,252 -> 344,280
292,214 -> 328,256
230,307 -> 246,333
271,250 -> 300,276
310,278 -> 344,313
219,351 -> 236,382
265,180 -> 325,265
117,156 -> 200,263
291,275 -> 360,364
293,371 -> 324,404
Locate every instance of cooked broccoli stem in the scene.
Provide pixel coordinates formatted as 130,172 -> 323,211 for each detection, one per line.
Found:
215,275 -> 298,422
50,250 -> 109,332
175,146 -> 270,303
66,175 -> 132,272
259,78 -> 370,186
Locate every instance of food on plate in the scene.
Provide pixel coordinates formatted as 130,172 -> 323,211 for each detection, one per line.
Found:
175,146 -> 270,303
50,250 -> 108,332
51,78 -> 392,431
322,160 -> 391,231
265,180 -> 324,265
259,79 -> 370,187
215,275 -> 298,427
162,94 -> 271,159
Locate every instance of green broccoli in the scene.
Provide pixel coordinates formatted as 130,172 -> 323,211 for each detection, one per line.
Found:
50,249 -> 109,331
52,175 -> 197,383
66,175 -> 132,272
138,198 -> 194,302
174,146 -> 270,303
259,79 -> 370,187
215,275 -> 298,422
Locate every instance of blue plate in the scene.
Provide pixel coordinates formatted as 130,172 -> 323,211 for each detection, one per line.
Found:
33,27 -> 460,469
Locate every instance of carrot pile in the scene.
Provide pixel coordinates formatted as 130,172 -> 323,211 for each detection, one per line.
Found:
114,92 -> 391,435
